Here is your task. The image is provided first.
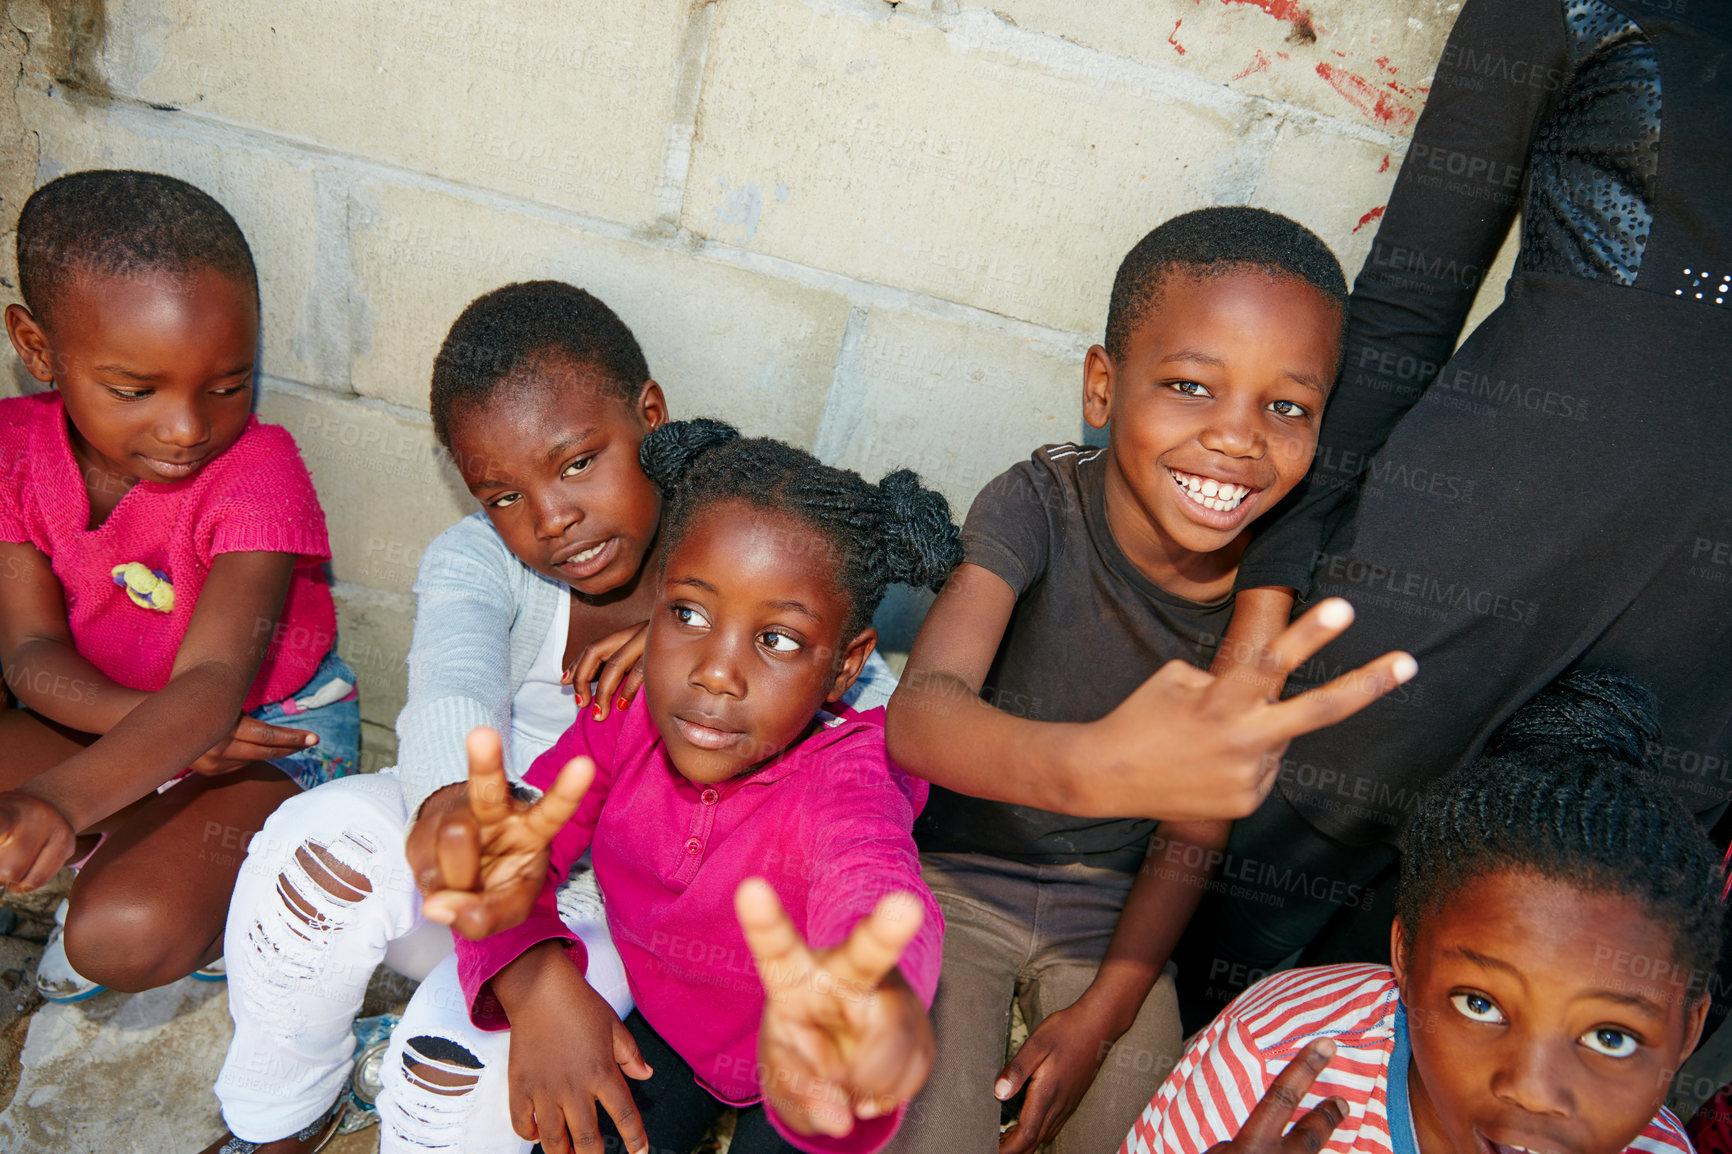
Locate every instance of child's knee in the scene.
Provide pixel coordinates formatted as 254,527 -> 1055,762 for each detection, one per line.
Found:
63,897 -> 193,991
381,1033 -> 494,1153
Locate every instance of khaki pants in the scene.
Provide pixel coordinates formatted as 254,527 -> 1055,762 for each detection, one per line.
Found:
892,852 -> 1183,1154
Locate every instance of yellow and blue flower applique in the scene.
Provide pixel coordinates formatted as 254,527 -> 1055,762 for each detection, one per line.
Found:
111,562 -> 176,613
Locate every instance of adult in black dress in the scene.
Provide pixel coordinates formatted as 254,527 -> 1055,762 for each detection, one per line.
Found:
1177,0 -> 1732,1027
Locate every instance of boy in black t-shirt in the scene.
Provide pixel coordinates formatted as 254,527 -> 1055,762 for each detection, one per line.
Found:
885,208 -> 1417,1154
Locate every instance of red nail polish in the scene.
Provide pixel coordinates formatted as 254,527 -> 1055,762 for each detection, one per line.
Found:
616,698 -> 628,712
593,706 -> 603,721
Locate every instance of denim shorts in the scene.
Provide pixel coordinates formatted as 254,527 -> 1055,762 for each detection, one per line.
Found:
248,650 -> 361,791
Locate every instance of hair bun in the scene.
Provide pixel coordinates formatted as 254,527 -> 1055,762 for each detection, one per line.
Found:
639,418 -> 739,495
1486,668 -> 1661,771
875,469 -> 963,592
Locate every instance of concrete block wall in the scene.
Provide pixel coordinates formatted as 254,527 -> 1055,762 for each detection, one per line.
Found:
0,0 -> 1515,769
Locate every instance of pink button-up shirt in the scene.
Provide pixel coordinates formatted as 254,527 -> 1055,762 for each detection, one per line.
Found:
455,699 -> 943,1154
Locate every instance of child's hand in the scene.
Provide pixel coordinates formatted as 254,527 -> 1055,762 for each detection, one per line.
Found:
563,621 -> 649,722
494,943 -> 654,1154
736,878 -> 935,1138
418,727 -> 595,940
0,791 -> 77,891
187,715 -> 318,775
992,999 -> 1118,1154
1208,1039 -> 1345,1154
1088,598 -> 1416,820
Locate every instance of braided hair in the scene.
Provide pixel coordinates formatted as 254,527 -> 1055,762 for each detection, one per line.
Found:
1397,669 -> 1724,992
1104,206 -> 1347,363
639,420 -> 963,638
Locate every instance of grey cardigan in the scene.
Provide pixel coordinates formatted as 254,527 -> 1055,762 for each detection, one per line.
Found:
391,513 -> 895,817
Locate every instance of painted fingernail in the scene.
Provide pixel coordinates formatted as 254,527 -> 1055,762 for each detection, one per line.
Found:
1393,654 -> 1418,682
616,698 -> 628,712
305,734 -> 319,745
593,706 -> 604,721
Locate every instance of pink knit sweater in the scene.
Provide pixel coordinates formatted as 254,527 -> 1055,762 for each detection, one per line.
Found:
0,392 -> 336,710
457,700 -> 943,1154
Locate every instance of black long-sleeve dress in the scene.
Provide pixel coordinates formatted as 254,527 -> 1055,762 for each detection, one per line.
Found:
1238,0 -> 1732,845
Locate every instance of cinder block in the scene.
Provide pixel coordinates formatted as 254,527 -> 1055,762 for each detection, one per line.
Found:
1252,122 -> 1401,280
684,0 -> 1265,333
348,181 -> 851,445
984,0 -> 1454,133
816,306 -> 1085,518
257,385 -> 473,599
332,584 -> 415,735
106,0 -> 687,228
17,89 -> 329,388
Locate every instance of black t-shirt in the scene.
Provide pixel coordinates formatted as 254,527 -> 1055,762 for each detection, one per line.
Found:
912,444 -> 1236,871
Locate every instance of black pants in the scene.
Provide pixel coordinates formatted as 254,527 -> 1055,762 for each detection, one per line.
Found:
576,1011 -> 798,1154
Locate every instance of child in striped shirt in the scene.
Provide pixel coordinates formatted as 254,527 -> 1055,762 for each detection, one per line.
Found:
1124,670 -> 1715,1154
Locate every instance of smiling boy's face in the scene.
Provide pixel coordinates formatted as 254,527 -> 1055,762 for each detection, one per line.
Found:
446,354 -> 666,598
1394,870 -> 1707,1154
1084,267 -> 1340,596
641,500 -> 875,785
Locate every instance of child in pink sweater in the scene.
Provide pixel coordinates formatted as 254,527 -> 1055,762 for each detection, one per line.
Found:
0,171 -> 353,1000
411,420 -> 956,1154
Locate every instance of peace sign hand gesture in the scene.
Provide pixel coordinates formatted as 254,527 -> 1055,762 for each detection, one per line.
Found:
736,878 -> 936,1139
1089,598 -> 1417,821
419,726 -> 595,940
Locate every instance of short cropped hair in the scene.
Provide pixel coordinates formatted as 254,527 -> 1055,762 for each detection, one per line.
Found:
1104,206 -> 1348,361
430,280 -> 650,448
16,169 -> 258,325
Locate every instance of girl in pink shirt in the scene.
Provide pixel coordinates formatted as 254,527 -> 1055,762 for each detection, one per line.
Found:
409,420 -> 958,1154
0,171 -> 354,1001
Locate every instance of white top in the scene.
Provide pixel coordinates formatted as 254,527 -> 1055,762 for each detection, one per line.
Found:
508,599 -> 577,778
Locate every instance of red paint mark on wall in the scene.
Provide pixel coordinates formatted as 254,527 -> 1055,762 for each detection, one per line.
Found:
1168,19 -> 1187,54
1374,55 -> 1398,75
1353,205 -> 1386,233
1377,153 -> 1390,173
1221,0 -> 1320,42
1232,48 -> 1272,80
1315,63 -> 1417,128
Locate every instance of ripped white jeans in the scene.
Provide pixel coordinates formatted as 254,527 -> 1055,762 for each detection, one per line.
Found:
215,772 -> 631,1145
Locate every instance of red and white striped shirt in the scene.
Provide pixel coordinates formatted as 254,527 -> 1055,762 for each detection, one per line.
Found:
1120,964 -> 1693,1154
